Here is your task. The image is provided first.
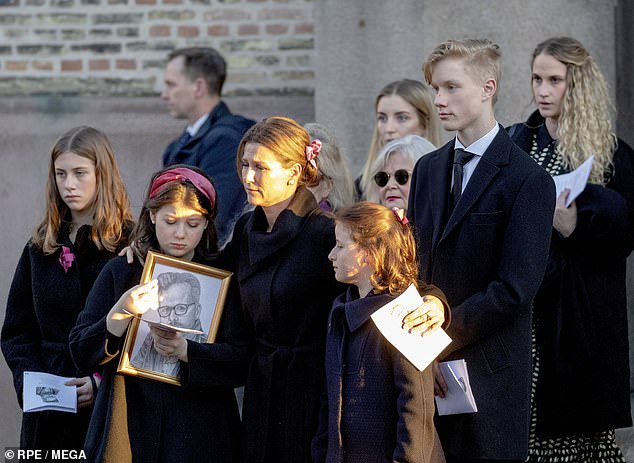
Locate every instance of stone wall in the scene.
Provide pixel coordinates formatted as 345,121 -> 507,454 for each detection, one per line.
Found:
0,0 -> 315,97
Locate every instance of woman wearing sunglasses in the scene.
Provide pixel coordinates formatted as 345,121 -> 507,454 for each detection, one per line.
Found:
364,135 -> 436,212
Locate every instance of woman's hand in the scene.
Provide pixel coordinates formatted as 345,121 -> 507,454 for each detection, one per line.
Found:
553,188 -> 577,237
65,376 -> 96,408
401,295 -> 445,336
106,279 -> 159,337
151,327 -> 188,362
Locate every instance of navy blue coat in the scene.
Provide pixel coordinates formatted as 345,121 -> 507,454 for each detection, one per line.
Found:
312,286 -> 448,463
69,256 -> 249,463
407,126 -> 555,460
162,101 -> 255,245
509,111 -> 634,437
1,223 -> 129,451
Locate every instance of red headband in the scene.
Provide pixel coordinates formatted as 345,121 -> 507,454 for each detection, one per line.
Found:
149,167 -> 216,208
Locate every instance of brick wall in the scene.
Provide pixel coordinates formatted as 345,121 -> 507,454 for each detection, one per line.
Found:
0,0 -> 315,96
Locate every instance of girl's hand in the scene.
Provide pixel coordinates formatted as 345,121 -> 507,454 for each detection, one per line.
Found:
401,295 -> 445,336
118,279 -> 159,316
151,327 -> 188,362
107,279 -> 159,337
65,376 -> 95,408
553,188 -> 577,237
118,245 -> 135,264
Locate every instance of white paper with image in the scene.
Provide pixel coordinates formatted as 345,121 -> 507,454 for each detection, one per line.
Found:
434,359 -> 478,415
370,284 -> 452,371
23,371 -> 77,413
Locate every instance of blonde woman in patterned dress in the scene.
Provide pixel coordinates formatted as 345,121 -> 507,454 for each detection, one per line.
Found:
508,36 -> 634,462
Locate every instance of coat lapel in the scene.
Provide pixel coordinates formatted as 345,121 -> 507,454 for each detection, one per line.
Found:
429,144 -> 453,251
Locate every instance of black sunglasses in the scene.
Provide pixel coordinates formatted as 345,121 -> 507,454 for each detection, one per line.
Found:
374,169 -> 410,187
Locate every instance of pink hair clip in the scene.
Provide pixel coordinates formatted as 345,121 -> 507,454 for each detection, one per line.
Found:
305,139 -> 322,168
391,207 -> 409,225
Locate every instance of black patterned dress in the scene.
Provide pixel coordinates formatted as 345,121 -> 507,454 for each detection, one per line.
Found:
522,132 -> 626,463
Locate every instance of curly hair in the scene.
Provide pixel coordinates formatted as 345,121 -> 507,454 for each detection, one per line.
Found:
32,126 -> 132,255
360,79 -> 440,195
336,202 -> 418,296
532,37 -> 616,185
131,165 -> 218,261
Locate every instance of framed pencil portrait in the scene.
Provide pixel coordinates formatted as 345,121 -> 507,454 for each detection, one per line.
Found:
117,251 -> 233,386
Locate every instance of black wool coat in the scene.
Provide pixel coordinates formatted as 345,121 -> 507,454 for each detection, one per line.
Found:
1,224 -> 127,451
69,256 -> 249,463
220,187 -> 346,463
407,126 -> 555,460
312,285 -> 448,463
509,111 -> 634,437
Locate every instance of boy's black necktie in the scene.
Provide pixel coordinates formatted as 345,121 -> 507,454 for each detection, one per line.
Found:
451,148 -> 476,209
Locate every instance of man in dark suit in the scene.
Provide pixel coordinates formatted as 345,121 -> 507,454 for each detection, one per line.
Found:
161,47 -> 255,245
407,39 -> 555,462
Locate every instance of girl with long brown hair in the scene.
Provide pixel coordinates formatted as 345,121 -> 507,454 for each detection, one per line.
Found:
1,126 -> 133,453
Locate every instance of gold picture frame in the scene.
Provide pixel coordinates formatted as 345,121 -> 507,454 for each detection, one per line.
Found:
117,251 -> 232,386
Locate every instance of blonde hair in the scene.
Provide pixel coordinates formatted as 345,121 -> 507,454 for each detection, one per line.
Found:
532,37 -> 616,185
236,116 -> 319,187
364,135 -> 436,205
304,123 -> 355,211
423,38 -> 501,105
336,202 -> 418,295
32,126 -> 132,254
360,80 -> 440,195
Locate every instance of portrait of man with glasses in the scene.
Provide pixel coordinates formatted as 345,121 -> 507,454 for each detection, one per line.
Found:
131,272 -> 207,377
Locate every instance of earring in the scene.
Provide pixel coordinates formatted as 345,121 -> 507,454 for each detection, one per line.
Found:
288,179 -> 296,185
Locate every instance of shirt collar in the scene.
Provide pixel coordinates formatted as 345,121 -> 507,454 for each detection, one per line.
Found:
454,123 -> 500,156
186,113 -> 210,137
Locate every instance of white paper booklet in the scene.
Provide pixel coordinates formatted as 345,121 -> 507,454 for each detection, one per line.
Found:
552,155 -> 594,207
23,371 -> 77,413
434,359 -> 478,415
370,284 -> 452,371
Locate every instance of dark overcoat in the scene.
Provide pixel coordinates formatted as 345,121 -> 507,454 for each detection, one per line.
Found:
312,286 -> 448,463
407,126 -> 555,460
509,111 -> 634,437
221,187 -> 345,463
162,100 -> 255,244
69,256 -> 248,463
1,224 -> 127,451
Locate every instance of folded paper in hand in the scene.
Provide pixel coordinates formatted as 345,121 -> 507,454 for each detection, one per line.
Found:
370,284 -> 452,371
552,155 -> 594,207
435,359 -> 477,415
23,371 -> 77,414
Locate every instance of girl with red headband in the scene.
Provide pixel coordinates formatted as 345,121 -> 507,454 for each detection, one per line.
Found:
70,164 -> 248,462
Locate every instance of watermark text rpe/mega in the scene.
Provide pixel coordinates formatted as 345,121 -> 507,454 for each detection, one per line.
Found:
4,448 -> 86,461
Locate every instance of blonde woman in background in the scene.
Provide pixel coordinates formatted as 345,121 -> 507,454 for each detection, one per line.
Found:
304,123 -> 355,212
357,79 -> 440,197
508,36 -> 634,462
